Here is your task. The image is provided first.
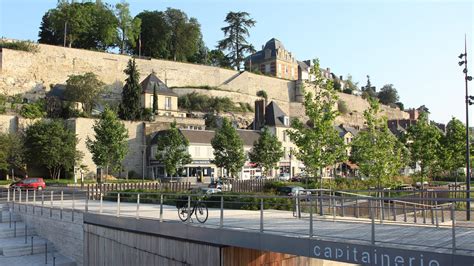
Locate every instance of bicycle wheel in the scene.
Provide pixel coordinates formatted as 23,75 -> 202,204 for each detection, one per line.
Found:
195,202 -> 208,223
178,206 -> 190,222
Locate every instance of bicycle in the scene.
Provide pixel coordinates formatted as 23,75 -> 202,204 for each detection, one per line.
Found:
177,196 -> 208,223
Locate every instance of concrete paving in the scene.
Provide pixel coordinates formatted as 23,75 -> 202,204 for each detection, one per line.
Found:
10,198 -> 474,257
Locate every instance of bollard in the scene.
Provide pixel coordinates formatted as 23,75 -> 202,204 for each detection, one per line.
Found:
116,193 -> 120,217
260,198 -> 264,233
451,203 -> 456,254
220,196 -> 224,228
60,191 -> 63,220
136,194 -> 140,220
159,194 -> 163,222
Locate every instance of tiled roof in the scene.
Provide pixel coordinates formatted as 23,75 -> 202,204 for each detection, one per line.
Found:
265,101 -> 288,127
140,73 -> 177,96
151,129 -> 260,147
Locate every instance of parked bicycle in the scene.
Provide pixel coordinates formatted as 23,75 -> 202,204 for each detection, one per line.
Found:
176,195 -> 208,223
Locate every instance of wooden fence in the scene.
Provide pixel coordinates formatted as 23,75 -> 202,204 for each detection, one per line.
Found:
229,179 -> 268,193
87,182 -> 191,198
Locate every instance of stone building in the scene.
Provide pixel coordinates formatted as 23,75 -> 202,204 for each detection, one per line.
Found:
139,72 -> 185,117
245,38 -> 298,80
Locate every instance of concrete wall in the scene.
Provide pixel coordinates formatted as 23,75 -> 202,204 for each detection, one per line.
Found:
84,223 -> 221,266
16,205 -> 84,265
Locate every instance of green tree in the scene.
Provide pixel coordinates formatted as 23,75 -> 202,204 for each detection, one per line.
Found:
440,117 -> 466,176
211,118 -> 246,178
0,133 -> 25,177
217,11 -> 256,70
377,84 -> 400,105
406,112 -> 442,181
350,98 -> 408,187
361,75 -> 377,99
152,83 -> 158,114
86,107 -> 128,181
164,8 -> 202,61
24,120 -> 78,179
38,1 -> 117,50
134,10 -> 170,58
19,100 -> 46,119
115,1 -> 141,54
65,72 -> 105,115
343,74 -> 358,95
119,59 -> 142,121
208,49 -> 232,68
154,122 -> 192,178
248,127 -> 284,176
287,59 -> 347,181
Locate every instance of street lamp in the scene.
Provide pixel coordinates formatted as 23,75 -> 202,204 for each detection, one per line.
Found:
459,35 -> 473,220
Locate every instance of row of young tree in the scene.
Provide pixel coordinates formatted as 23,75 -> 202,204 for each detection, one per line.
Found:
38,1 -> 257,70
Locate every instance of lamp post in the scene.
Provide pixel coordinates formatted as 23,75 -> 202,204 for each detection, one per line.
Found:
459,35 -> 473,220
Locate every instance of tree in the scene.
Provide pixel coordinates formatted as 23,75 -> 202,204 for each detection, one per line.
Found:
119,59 -> 142,121
65,72 -> 104,115
440,118 -> 465,176
24,120 -> 78,179
350,98 -> 408,187
248,127 -> 283,177
38,2 -> 117,50
217,11 -> 256,70
154,122 -> 192,178
134,10 -> 170,58
343,74 -> 358,95
406,112 -> 442,181
0,133 -> 25,177
377,84 -> 400,105
152,83 -> 158,114
395,102 -> 404,111
361,75 -> 377,99
287,59 -> 347,182
211,118 -> 246,178
164,8 -> 202,61
208,49 -> 232,68
115,1 -> 141,54
86,107 -> 128,181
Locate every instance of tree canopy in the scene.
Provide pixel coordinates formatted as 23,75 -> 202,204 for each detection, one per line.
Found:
154,122 -> 192,177
377,84 -> 400,105
361,75 -> 377,99
86,107 -> 128,180
440,117 -> 466,175
350,98 -> 408,187
287,59 -> 347,179
211,118 -> 246,178
217,11 -> 256,70
24,120 -> 79,179
65,72 -> 105,115
248,127 -> 284,177
0,133 -> 25,177
115,1 -> 141,54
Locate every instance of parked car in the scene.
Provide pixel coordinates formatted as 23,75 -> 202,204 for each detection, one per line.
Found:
278,173 -> 290,181
276,186 -> 306,196
10,178 -> 46,190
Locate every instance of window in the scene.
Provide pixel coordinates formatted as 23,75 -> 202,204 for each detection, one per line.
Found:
150,95 -> 154,108
165,97 -> 172,110
283,131 -> 287,142
283,116 -> 289,126
265,64 -> 271,73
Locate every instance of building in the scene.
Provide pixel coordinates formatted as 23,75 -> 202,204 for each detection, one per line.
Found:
148,128 -> 261,181
139,72 -> 185,117
245,38 -> 298,80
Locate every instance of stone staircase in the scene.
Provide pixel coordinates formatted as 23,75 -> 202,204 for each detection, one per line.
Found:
0,204 -> 76,265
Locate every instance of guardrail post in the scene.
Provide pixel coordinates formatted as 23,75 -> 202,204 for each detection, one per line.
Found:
19,189 -> 21,204
41,192 -> 44,216
60,191 -> 63,220
220,195 -> 224,228
13,189 -> 16,203
370,200 -> 375,245
441,205 -> 445,223
430,207 -> 435,225
26,189 -> 29,203
341,198 -> 345,217
260,198 -> 264,233
85,190 -> 89,213
403,202 -> 407,222
392,202 -> 396,221
100,193 -> 103,214
50,191 -> 53,217
309,196 -> 313,237
9,205 -> 12,228
7,189 -> 10,202
187,196 -> 191,224
319,191 -> 323,216
116,193 -> 120,217
33,190 -> 36,214
451,203 -> 456,254
136,194 -> 140,220
413,204 -> 417,223
159,194 -> 163,222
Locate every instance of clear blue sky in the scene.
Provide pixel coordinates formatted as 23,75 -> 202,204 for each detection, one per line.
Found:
1,0 -> 473,124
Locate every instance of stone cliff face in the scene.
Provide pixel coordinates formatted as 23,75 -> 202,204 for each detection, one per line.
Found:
0,43 -> 408,128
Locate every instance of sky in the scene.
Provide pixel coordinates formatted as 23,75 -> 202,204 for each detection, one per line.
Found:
0,0 -> 473,124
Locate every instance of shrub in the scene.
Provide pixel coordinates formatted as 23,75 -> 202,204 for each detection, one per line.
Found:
178,92 -> 245,113
256,90 -> 268,101
0,40 -> 39,53
19,100 -> 46,119
337,100 -> 349,114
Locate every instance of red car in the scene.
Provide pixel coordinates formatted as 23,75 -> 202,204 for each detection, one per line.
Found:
11,178 -> 46,190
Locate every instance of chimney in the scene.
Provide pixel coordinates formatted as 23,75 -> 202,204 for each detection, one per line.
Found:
262,45 -> 264,50
339,75 -> 343,80
254,100 -> 265,130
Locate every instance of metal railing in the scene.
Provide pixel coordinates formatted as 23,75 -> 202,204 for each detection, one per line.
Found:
3,188 -> 473,256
